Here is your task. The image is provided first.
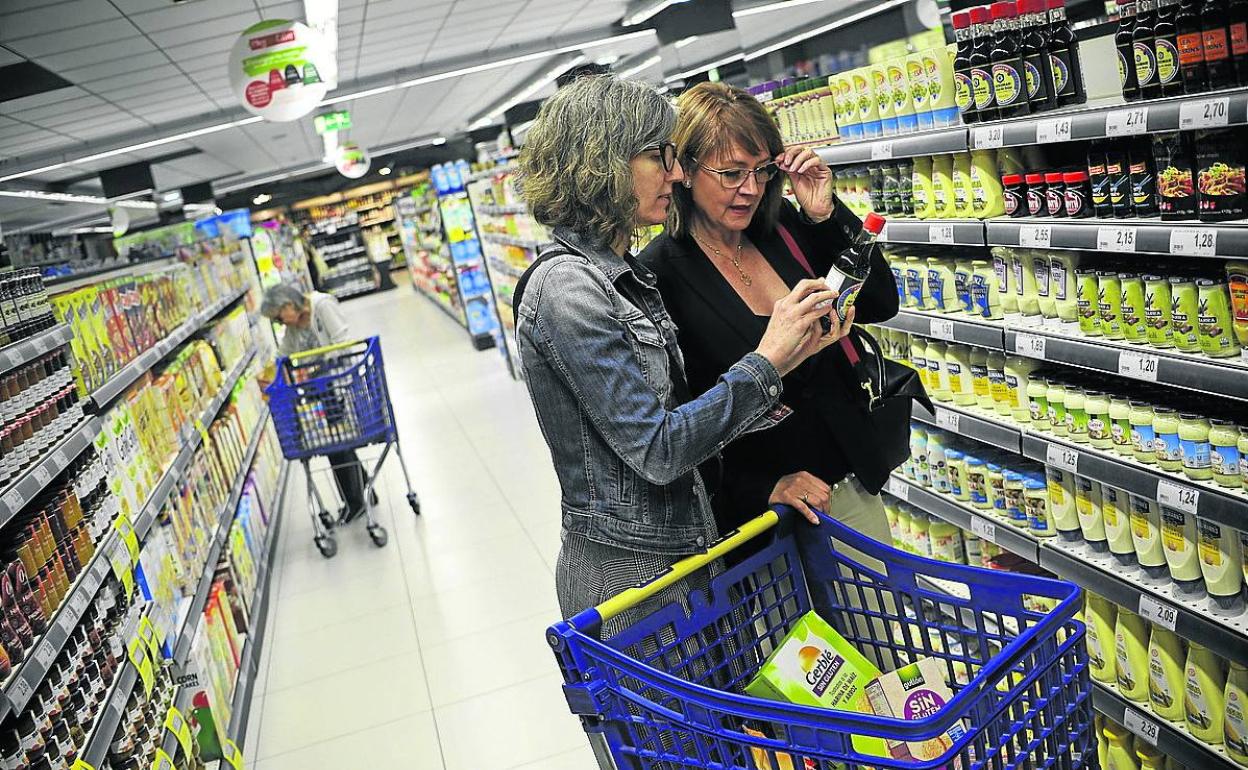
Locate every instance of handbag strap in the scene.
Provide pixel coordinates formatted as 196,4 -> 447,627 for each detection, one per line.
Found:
775,224 -> 861,366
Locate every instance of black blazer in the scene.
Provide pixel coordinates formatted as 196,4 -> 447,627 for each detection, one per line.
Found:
639,199 -> 902,532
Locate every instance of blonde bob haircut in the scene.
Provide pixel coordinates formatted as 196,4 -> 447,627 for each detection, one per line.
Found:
517,75 -> 675,246
669,81 -> 786,238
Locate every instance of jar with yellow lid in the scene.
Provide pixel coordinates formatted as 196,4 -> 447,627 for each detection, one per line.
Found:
1130,401 -> 1157,465
1064,386 -> 1089,444
1110,396 -> 1133,456
1047,381 -> 1069,437
1153,408 -> 1183,472
1210,419 -> 1242,488
1085,390 -> 1112,449
1179,414 -> 1213,482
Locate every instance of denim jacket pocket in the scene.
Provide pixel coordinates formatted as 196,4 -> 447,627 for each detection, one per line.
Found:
619,311 -> 671,400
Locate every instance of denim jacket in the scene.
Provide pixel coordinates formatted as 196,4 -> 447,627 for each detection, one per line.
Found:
514,226 -> 786,555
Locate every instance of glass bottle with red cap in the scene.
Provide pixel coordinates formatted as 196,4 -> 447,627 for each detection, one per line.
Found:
970,5 -> 999,121
990,1 -> 1032,118
824,212 -> 886,321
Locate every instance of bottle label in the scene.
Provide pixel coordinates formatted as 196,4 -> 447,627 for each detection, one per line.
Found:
1087,622 -> 1107,670
1181,438 -> 1212,470
1156,431 -> 1182,462
1114,417 -> 1131,446
1212,443 -> 1241,477
1011,257 -> 1023,296
1149,648 -> 1177,710
1131,507 -> 1156,541
1187,667 -> 1214,731
1199,520 -> 1224,566
1119,49 -> 1132,88
1156,38 -> 1180,84
1034,258 -> 1051,297
970,276 -> 989,317
1050,49 -> 1074,95
992,62 -> 1024,106
1132,424 -> 1156,454
994,256 -> 1009,293
1047,187 -> 1065,217
1025,60 -> 1040,100
1134,40 -> 1158,86
1162,508 -> 1189,552
1205,28 -> 1231,62
971,363 -> 990,396
955,71 -> 975,112
1027,188 -> 1047,216
928,272 -> 945,308
1234,22 -> 1248,56
1228,687 -> 1248,757
1005,188 -> 1023,216
1115,633 -> 1138,691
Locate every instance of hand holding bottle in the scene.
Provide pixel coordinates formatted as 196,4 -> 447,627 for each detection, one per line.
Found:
755,279 -> 845,376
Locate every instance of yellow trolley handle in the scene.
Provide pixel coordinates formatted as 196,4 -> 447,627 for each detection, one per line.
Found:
588,510 -> 783,627
287,338 -> 365,364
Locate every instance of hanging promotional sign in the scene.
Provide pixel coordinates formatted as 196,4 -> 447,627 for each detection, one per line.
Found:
229,19 -> 331,122
335,142 -> 371,178
314,110 -> 352,134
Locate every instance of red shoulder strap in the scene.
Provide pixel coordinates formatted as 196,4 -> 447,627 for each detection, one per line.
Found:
775,224 -> 860,366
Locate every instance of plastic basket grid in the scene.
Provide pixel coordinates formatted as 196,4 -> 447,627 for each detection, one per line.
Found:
266,337 -> 398,459
549,511 -> 1092,770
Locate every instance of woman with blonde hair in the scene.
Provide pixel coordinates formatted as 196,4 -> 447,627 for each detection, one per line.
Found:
513,75 -> 851,632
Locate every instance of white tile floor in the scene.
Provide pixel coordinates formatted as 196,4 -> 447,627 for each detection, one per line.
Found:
244,276 -> 595,769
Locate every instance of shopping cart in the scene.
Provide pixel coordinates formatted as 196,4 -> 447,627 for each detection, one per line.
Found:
266,336 -> 420,558
548,506 -> 1092,770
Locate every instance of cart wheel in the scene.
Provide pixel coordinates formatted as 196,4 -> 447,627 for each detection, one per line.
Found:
314,535 -> 338,559
367,525 -> 388,547
407,493 -> 421,516
318,510 -> 335,531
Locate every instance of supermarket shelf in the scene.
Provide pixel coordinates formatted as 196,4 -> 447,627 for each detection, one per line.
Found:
1020,431 -> 1248,534
323,245 -> 367,262
968,87 -> 1248,150
911,401 -> 1023,453
1091,683 -> 1242,770
987,218 -> 1248,258
815,126 -> 968,165
0,323 -> 73,375
227,460 -> 289,745
487,258 -> 527,280
331,281 -> 383,300
877,308 -> 1006,350
882,475 -> 1039,564
476,203 -> 528,216
0,413 -> 99,523
416,286 -> 467,328
159,684 -> 196,758
80,611 -> 146,767
482,232 -> 549,251
86,286 -> 247,410
880,219 -> 985,246
322,263 -> 373,282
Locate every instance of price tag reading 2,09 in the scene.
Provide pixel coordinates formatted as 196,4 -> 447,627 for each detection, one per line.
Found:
1139,594 -> 1179,631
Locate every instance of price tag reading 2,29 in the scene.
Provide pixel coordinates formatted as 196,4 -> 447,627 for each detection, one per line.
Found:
1123,707 -> 1161,746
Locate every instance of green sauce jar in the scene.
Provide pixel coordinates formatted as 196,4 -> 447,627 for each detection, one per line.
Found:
1047,465 -> 1081,539
1178,413 -> 1213,482
1110,396 -> 1133,456
1129,401 -> 1157,465
1240,427 -> 1248,488
1210,419 -> 1242,488
966,454 -> 990,509
1027,375 -> 1050,428
1143,274 -> 1174,349
1169,277 -> 1202,352
1077,269 -> 1102,336
1097,271 -> 1124,340
1065,386 -> 1090,444
1085,390 -> 1112,449
1153,408 -> 1183,472
1197,278 -> 1239,358
1119,273 -> 1148,344
946,448 -> 969,499
1047,380 -> 1069,437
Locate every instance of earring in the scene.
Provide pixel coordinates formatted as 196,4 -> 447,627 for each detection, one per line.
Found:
682,179 -> 692,188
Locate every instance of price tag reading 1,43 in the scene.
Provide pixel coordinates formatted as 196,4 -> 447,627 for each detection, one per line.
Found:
1139,594 -> 1179,631
1036,117 -> 1073,144
1156,479 -> 1200,515
1169,227 -> 1218,257
1123,707 -> 1161,746
1097,225 -> 1138,253
1046,443 -> 1080,472
1105,106 -> 1149,136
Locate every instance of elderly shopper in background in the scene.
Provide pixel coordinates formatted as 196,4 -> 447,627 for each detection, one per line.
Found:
512,74 -> 853,636
260,283 -> 369,522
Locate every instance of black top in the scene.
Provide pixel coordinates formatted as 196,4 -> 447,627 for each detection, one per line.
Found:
639,199 -> 901,532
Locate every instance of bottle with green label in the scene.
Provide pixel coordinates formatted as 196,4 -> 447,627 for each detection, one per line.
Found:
1144,274 -> 1175,348
1198,278 -> 1240,358
1149,625 -> 1188,721
1098,271 -> 1126,339
1028,375 -> 1050,427
1225,660 -> 1248,765
990,1 -> 1032,118
1087,390 -> 1113,448
912,156 -> 935,220
969,6 -> 999,120
1198,518 -> 1244,610
1130,493 -> 1169,578
1211,419 -> 1243,488
1170,277 -> 1202,352
1115,607 -> 1151,702
1065,386 -> 1090,443
1048,379 -> 1069,436
1087,592 -> 1119,683
1120,273 -> 1149,343
1162,506 -> 1205,593
1078,269 -> 1103,335
1111,396 -> 1134,456
1185,642 -> 1228,745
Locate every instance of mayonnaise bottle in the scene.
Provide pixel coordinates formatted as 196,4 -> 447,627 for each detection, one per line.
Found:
1185,642 -> 1228,745
1114,607 -> 1151,702
1226,660 -> 1248,766
1076,476 -> 1108,552
1128,494 -> 1168,580
1197,518 -> 1245,611
1103,720 -> 1139,770
1086,592 -> 1118,684
1148,625 -> 1187,722
1161,506 -> 1205,594
1102,485 -> 1136,567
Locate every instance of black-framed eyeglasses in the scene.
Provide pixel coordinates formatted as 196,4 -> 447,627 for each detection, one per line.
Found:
640,141 -> 678,172
696,159 -> 779,189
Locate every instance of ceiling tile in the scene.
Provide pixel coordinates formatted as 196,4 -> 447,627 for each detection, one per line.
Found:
0,1 -> 123,42
148,16 -> 252,47
60,52 -> 173,84
0,47 -> 26,66
32,36 -> 161,73
7,19 -> 142,60
126,0 -> 258,35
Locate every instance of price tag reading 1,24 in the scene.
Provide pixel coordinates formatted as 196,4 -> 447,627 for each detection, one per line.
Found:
1169,227 -> 1218,257
1156,479 -> 1200,515
1046,443 -> 1080,472
1179,96 -> 1231,130
1019,224 -> 1052,248
1036,117 -> 1073,144
1139,594 -> 1180,631
1105,106 -> 1149,136
1098,225 -> 1138,253
1123,707 -> 1161,746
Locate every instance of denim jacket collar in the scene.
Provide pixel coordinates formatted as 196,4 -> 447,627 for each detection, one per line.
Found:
552,226 -> 658,289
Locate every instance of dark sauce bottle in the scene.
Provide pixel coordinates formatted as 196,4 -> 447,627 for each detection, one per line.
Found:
1177,0 -> 1209,92
970,5 -> 999,121
1118,0 -> 1142,100
1232,0 -> 1248,85
953,11 -> 979,124
1153,0 -> 1185,96
1047,0 -> 1087,106
1204,0 -> 1238,89
1134,0 -> 1162,100
990,1 -> 1032,118
1021,0 -> 1057,112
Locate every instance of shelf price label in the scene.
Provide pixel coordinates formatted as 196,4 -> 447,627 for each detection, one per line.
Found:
870,141 -> 894,161
1046,443 -> 1080,472
1,486 -> 27,515
1123,707 -> 1161,746
930,318 -> 956,341
32,465 -> 52,487
151,748 -> 176,770
1036,117 -> 1073,144
935,409 -> 961,432
1097,226 -> 1138,253
70,761 -> 97,770
929,224 -> 956,244
1179,96 -> 1230,130
1118,350 -> 1160,382
971,516 -> 997,543
33,640 -> 56,669
1014,333 -> 1047,359
0,349 -> 20,369
1138,594 -> 1179,631
973,125 -> 1005,149
886,476 -> 910,501
1169,227 -> 1218,257
1105,107 -> 1149,136
165,707 -> 193,757
128,637 -> 155,698
138,616 -> 162,663
114,513 -> 141,566
109,542 -> 134,598
222,740 -> 245,770
8,676 -> 33,709
1156,479 -> 1200,515
1019,224 -> 1053,248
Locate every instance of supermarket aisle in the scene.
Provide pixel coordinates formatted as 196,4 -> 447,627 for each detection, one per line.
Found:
244,278 -> 595,770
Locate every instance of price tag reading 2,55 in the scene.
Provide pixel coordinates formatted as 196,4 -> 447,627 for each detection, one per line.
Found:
1019,224 -> 1053,248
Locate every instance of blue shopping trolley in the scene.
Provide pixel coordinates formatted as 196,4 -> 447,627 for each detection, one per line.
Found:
548,506 -> 1092,770
266,336 -> 420,558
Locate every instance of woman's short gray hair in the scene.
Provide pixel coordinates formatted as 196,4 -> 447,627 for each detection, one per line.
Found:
517,75 -> 674,245
261,283 -> 307,319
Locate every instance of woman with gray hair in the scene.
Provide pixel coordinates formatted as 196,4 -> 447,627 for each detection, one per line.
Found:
260,283 -> 368,521
513,74 -> 846,634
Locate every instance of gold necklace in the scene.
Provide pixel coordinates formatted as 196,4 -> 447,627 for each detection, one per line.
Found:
693,233 -> 751,286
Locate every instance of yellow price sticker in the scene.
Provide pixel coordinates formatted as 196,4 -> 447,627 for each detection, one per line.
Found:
151,748 -> 175,770
194,417 -> 211,445
71,761 -> 97,770
128,638 -> 155,698
164,706 -> 193,758
109,543 -> 134,597
222,739 -> 244,770
138,617 -> 162,664
113,513 -> 140,565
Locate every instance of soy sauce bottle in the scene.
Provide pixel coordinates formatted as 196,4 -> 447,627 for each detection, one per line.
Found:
953,11 -> 979,124
1177,0 -> 1210,92
1232,0 -> 1248,84
1204,0 -> 1238,89
1021,0 -> 1057,112
970,5 -> 999,121
1154,0 -> 1185,96
1048,0 -> 1087,106
1134,0 -> 1162,100
990,1 -> 1031,118
1117,0 -> 1142,100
